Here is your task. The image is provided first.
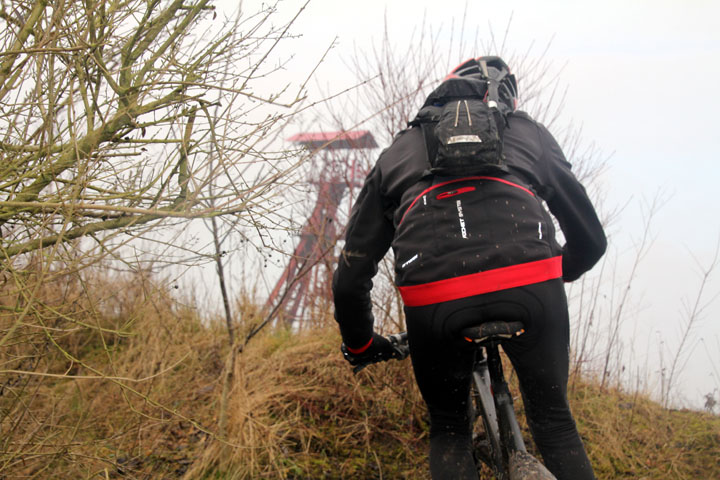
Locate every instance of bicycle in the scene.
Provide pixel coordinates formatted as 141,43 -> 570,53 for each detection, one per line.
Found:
343,321 -> 556,480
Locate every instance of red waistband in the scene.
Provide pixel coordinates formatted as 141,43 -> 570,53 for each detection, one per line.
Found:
398,256 -> 563,307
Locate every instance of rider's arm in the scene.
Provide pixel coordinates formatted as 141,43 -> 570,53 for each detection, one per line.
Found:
535,123 -> 607,282
332,164 -> 395,351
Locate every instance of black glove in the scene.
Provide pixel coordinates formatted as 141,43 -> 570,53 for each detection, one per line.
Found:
341,332 -> 404,369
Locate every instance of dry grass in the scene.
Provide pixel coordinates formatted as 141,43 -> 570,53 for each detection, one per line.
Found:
0,265 -> 228,478
569,383 -> 720,479
0,268 -> 428,479
182,329 -> 429,480
1,268 -> 718,479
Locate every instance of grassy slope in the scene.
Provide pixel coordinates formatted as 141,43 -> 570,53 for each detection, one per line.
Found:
238,329 -> 720,480
2,287 -> 719,479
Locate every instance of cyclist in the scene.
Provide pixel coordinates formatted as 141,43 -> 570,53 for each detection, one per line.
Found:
333,56 -> 606,480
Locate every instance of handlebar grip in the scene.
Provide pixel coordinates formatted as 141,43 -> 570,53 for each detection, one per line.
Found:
388,332 -> 410,359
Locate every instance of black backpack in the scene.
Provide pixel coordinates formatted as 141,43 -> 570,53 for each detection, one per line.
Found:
393,70 -> 557,288
411,74 -> 512,176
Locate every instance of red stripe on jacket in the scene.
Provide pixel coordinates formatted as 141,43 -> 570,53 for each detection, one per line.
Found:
399,176 -> 535,225
398,256 -> 562,307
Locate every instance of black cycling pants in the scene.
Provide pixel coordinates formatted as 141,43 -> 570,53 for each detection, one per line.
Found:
404,279 -> 596,480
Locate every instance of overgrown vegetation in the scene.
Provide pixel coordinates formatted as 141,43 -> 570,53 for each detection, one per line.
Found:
1,269 -> 718,479
1,3 -> 718,479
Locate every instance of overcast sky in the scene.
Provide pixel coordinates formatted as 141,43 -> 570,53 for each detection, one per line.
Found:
222,0 -> 720,408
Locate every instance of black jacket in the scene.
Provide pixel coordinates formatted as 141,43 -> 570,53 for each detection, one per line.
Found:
333,110 -> 607,348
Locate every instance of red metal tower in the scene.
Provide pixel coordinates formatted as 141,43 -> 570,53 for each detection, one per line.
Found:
265,130 -> 377,326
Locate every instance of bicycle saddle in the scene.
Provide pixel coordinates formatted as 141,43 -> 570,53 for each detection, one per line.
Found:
461,321 -> 525,343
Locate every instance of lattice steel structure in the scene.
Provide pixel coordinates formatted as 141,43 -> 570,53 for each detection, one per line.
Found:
265,131 -> 377,326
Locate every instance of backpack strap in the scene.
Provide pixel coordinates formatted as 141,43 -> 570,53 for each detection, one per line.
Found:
408,104 -> 441,176
419,122 -> 438,172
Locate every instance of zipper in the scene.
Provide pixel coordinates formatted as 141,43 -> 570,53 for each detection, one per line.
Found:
436,186 -> 476,200
454,100 -> 472,127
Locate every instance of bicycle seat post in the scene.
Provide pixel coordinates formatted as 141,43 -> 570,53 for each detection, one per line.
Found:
462,321 -> 528,463
483,339 -> 505,388
489,341 -> 527,458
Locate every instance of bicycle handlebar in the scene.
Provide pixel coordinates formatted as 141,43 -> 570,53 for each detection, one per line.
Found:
387,332 -> 409,353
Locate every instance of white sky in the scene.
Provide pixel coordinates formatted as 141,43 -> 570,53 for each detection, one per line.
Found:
222,0 -> 720,409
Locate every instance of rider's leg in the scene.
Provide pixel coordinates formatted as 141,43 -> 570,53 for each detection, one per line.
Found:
501,279 -> 597,480
405,279 -> 596,480
405,304 -> 477,480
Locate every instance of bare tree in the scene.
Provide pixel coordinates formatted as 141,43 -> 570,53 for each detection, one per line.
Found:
659,238 -> 720,407
0,0 -> 328,474
0,0 -> 314,264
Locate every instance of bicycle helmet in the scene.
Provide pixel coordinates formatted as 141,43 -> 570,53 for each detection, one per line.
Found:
445,56 -> 518,111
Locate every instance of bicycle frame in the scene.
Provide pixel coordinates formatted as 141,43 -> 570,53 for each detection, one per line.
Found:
472,338 -> 527,478
468,327 -> 556,480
